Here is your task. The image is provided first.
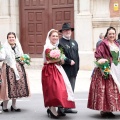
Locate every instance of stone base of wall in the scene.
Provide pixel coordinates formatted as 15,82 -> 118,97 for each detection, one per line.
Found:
79,51 -> 94,70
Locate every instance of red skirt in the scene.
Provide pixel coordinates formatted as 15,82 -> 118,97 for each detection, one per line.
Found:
87,67 -> 120,112
42,63 -> 75,108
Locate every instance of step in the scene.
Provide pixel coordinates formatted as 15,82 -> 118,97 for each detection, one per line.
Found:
0,58 -> 44,69
25,58 -> 44,69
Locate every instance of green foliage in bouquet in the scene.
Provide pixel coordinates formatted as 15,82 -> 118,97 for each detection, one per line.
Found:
17,54 -> 31,65
95,61 -> 110,79
59,47 -> 66,60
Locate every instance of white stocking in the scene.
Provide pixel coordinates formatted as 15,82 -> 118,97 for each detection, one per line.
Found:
3,100 -> 9,109
49,107 -> 58,116
12,98 -> 17,109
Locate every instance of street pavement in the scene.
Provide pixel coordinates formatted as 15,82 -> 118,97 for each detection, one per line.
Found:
0,69 -> 120,120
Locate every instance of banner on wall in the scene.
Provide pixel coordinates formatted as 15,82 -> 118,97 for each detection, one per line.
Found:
114,2 -> 119,11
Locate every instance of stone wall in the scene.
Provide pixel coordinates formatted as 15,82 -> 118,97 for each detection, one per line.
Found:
0,0 -> 19,44
74,0 -> 94,70
74,0 -> 120,70
0,0 -> 120,70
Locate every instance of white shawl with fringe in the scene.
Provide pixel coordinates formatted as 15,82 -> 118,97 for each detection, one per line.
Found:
0,38 -> 23,80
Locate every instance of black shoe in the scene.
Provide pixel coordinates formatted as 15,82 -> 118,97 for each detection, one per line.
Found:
47,108 -> 59,119
57,107 -> 66,116
11,106 -> 21,112
1,102 -> 9,112
64,108 -> 77,113
107,112 -> 115,118
100,111 -> 108,118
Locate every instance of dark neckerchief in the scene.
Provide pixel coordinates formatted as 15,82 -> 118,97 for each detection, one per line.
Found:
11,44 -> 16,53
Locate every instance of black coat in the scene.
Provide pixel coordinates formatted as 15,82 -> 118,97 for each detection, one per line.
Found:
58,37 -> 79,77
117,39 -> 120,45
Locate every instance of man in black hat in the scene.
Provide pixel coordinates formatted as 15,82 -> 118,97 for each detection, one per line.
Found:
58,23 -> 79,114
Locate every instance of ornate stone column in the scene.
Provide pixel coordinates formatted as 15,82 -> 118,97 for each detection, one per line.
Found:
9,0 -> 19,36
74,0 -> 94,70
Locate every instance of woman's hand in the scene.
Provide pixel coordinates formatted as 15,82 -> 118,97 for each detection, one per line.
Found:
46,59 -> 60,64
97,58 -> 108,64
60,59 -> 65,65
19,60 -> 25,65
46,61 -> 50,64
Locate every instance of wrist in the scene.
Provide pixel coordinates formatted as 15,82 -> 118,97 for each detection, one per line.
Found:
47,61 -> 49,64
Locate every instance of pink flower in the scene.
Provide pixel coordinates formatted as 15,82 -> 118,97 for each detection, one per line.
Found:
49,49 -> 61,59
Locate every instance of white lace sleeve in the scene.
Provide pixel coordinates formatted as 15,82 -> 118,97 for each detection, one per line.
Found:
0,48 -> 6,61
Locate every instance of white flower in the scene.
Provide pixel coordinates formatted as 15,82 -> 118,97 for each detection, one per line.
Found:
72,42 -> 75,46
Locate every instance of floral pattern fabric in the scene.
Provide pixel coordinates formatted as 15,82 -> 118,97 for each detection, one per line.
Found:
0,62 -> 30,100
6,62 -> 29,98
87,68 -> 120,112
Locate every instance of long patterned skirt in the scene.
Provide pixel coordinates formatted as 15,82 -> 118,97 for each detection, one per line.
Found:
0,62 -> 30,100
87,67 -> 120,112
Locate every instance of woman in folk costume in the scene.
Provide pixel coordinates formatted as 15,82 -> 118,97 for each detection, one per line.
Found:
88,27 -> 120,118
0,32 -> 30,112
42,29 -> 75,118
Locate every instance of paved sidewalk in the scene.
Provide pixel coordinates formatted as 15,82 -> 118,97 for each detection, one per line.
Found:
75,70 -> 92,92
26,68 -> 92,94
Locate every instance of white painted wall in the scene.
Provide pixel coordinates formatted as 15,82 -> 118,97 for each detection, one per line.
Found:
0,0 -> 120,70
74,0 -> 94,70
0,0 -> 19,44
74,0 -> 120,70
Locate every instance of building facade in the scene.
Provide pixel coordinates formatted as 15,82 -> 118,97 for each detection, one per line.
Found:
0,0 -> 120,70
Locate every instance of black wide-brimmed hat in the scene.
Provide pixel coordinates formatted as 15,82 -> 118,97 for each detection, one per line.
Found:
59,23 -> 74,33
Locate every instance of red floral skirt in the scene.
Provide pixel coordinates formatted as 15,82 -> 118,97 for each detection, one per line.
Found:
42,63 -> 75,108
87,67 -> 120,112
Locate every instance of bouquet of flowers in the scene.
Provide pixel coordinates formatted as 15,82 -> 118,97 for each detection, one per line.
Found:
46,47 -> 66,61
49,49 -> 61,60
16,54 -> 31,65
95,60 -> 110,79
